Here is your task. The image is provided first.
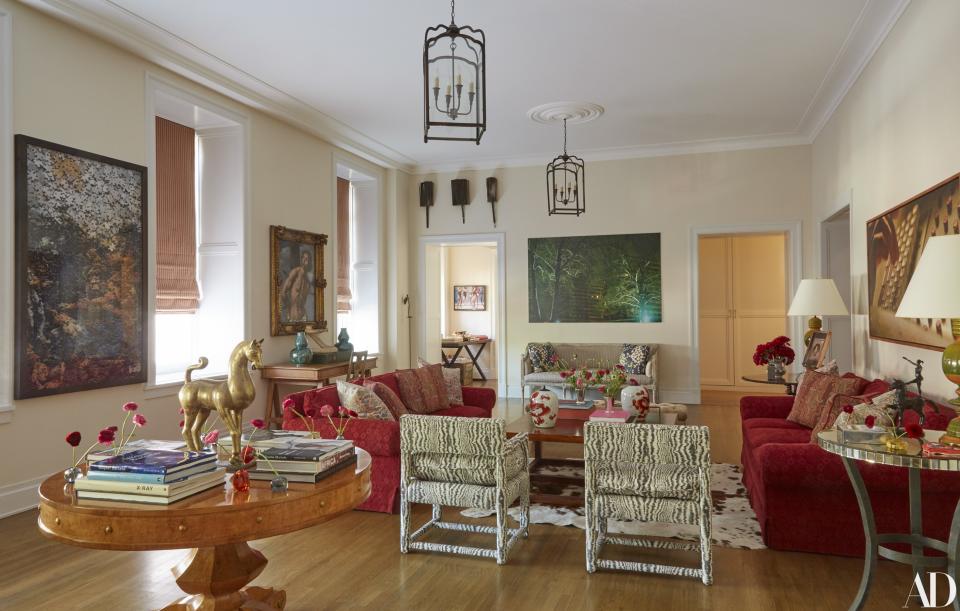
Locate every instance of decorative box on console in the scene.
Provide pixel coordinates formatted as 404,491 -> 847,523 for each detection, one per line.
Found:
838,425 -> 889,445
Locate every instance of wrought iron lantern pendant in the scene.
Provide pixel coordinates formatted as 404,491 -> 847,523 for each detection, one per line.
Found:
546,118 -> 586,216
423,0 -> 486,144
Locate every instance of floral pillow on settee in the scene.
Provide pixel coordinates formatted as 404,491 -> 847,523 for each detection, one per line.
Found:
527,343 -> 559,372
619,344 -> 652,375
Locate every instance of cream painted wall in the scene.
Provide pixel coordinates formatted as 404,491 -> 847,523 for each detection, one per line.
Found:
811,0 -> 959,404
410,146 -> 813,400
0,1 -> 407,513
443,245 -> 497,376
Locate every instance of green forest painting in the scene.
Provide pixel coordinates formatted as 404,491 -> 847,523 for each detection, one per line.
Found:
528,233 -> 661,323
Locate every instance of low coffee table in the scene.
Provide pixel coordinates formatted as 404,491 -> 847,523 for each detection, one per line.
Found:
506,410 -> 685,508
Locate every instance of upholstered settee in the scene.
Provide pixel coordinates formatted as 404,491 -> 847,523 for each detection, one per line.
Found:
282,371 -> 496,514
520,342 -> 659,403
740,377 -> 960,556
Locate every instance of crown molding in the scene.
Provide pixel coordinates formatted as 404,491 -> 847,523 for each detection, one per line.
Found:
19,0 -> 909,176
795,0 -> 911,140
18,0 -> 418,172
414,131 -> 809,175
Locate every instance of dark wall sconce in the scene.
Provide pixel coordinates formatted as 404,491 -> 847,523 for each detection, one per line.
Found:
419,181 -> 434,228
451,178 -> 470,224
486,177 -> 498,226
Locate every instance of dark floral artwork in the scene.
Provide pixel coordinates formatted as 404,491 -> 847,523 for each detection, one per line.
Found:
15,136 -> 147,399
528,233 -> 662,323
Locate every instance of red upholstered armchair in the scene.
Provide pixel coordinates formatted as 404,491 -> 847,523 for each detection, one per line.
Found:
282,371 -> 496,513
740,378 -> 960,556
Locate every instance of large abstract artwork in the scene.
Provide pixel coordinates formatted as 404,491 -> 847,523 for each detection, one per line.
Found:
528,233 -> 662,323
14,136 -> 147,399
270,225 -> 327,336
867,173 -> 960,350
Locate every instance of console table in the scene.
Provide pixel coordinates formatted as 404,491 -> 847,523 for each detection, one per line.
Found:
817,430 -> 960,611
260,358 -> 377,426
37,449 -> 371,610
441,338 -> 491,381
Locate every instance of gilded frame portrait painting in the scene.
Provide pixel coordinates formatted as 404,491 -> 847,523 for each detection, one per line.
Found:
270,225 -> 327,336
14,135 -> 148,399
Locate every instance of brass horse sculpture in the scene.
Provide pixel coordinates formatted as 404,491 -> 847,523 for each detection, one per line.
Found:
179,339 -> 264,467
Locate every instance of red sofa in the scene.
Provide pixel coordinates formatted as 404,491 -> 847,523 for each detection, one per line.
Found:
740,376 -> 960,556
282,370 -> 496,513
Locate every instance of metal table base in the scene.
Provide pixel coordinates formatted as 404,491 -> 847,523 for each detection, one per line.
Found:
841,455 -> 960,610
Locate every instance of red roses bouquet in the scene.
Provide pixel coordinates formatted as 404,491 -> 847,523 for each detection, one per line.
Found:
752,336 -> 795,366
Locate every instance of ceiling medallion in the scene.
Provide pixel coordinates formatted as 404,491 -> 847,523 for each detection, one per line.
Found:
423,0 -> 486,144
531,103 -> 604,217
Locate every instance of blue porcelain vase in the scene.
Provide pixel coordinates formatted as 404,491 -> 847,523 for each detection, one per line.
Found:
289,331 -> 313,365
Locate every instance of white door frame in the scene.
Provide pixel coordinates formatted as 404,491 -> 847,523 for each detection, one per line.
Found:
689,221 -> 803,404
418,233 -> 507,397
820,204 -> 853,371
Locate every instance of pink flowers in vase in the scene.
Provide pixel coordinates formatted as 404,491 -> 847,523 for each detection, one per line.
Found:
322,404 -> 356,439
63,400 -> 151,474
284,397 -> 321,438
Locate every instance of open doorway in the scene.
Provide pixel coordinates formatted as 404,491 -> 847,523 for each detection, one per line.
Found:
821,207 -> 852,372
420,234 -> 505,396
696,231 -> 792,395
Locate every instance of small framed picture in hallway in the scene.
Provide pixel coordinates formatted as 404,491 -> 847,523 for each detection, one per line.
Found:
453,285 -> 486,311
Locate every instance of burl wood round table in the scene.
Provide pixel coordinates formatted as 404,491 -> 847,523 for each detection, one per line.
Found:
37,449 -> 371,611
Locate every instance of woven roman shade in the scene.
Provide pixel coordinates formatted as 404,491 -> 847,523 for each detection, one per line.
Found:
336,177 -> 352,313
155,117 -> 200,313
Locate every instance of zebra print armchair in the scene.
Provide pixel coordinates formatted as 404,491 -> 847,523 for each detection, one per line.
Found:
399,415 -> 530,565
583,422 -> 713,584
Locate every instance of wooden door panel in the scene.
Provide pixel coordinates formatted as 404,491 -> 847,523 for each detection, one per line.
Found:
698,236 -> 731,316
735,316 -> 788,384
699,317 -> 734,386
732,234 -> 787,317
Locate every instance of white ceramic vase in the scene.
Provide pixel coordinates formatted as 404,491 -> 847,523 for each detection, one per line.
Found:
529,390 -> 559,428
621,386 -> 651,421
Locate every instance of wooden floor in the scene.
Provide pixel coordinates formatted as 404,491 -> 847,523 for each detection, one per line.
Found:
0,391 -> 914,610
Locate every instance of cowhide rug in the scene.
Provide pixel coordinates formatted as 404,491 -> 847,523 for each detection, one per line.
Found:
461,462 -> 765,550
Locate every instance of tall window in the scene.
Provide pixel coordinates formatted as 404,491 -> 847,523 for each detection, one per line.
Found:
153,110 -> 244,385
335,168 -> 380,355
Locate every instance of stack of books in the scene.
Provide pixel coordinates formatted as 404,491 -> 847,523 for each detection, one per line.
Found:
75,447 -> 223,505
248,438 -> 357,483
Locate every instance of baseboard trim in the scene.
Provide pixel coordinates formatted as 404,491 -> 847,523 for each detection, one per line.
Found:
0,475 -> 43,519
659,388 -> 701,405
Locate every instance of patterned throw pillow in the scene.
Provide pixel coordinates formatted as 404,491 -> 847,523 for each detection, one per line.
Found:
832,390 -> 898,429
441,368 -> 464,405
364,380 -> 409,420
619,344 -> 652,375
417,358 -> 465,405
336,381 -> 393,420
787,370 -> 866,428
397,367 -> 448,414
527,343 -> 558,372
809,392 -> 873,441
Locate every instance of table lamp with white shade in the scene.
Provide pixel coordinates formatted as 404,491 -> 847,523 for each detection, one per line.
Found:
895,234 -> 960,407
788,278 -> 850,346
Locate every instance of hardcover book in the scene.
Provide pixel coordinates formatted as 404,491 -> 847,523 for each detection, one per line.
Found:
88,449 -> 216,475
250,455 -> 358,483
75,469 -> 225,496
84,462 -> 217,484
588,409 -> 633,423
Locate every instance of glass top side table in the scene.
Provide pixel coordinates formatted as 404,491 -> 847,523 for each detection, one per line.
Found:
740,371 -> 801,395
817,429 -> 960,611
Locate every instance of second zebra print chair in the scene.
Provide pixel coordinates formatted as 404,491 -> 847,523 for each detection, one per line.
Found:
399,415 -> 530,564
583,421 -> 713,584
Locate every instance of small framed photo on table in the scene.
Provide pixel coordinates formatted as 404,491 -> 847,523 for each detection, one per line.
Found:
802,331 -> 832,369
